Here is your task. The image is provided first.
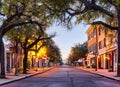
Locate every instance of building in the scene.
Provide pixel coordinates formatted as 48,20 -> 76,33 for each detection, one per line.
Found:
5,42 -> 23,73
97,26 -> 107,69
86,25 -> 117,71
86,26 -> 97,67
4,47 -> 12,73
105,30 -> 117,71
97,26 -> 117,71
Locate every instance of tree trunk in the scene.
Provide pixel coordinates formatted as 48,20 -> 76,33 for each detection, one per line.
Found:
0,37 -> 5,78
117,10 -> 120,76
23,50 -> 28,74
14,53 -> 18,75
14,41 -> 19,75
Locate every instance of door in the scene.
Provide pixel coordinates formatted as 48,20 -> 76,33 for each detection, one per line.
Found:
6,52 -> 11,73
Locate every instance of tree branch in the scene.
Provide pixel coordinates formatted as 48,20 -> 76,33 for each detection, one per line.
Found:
67,7 -> 88,16
1,14 -> 20,30
36,42 -> 46,52
2,3 -> 26,30
26,34 -> 55,50
0,12 -> 5,16
2,20 -> 43,36
107,1 -> 117,8
71,0 -> 114,18
1,2 -> 27,36
91,21 -> 118,30
91,3 -> 114,17
2,21 -> 31,36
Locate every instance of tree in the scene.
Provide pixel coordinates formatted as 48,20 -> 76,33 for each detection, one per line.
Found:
44,0 -> 120,76
21,34 -> 54,74
45,39 -> 62,64
0,0 -> 54,78
5,28 -> 21,75
68,42 -> 88,63
6,24 -> 55,74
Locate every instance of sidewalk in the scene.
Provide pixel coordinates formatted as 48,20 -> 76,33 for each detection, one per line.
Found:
0,67 -> 53,86
77,67 -> 120,82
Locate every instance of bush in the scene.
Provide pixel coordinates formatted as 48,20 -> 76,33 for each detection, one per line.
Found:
18,67 -> 23,72
27,60 -> 31,69
91,64 -> 96,68
86,66 -> 90,68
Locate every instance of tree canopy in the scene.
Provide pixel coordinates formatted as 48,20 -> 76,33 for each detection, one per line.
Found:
45,39 -> 62,64
0,0 -> 54,77
44,0 -> 118,29
68,42 -> 88,63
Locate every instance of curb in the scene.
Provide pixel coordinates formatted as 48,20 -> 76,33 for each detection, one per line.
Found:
77,68 -> 120,83
0,67 -> 54,86
88,70 -> 120,82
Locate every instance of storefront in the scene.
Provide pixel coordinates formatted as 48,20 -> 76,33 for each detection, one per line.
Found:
106,50 -> 117,72
5,50 -> 12,73
86,53 -> 95,67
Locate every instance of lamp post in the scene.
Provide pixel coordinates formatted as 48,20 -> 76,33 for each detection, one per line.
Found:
92,52 -> 98,71
95,53 -> 98,71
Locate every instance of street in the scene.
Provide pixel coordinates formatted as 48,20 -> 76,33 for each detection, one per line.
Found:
1,65 -> 120,87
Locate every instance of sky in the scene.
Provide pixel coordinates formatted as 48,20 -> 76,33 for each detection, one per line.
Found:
46,23 -> 89,63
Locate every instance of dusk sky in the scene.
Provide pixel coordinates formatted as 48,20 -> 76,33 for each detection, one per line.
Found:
46,23 -> 89,63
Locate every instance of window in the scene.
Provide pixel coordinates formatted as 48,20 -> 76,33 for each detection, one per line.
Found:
99,41 -> 102,49
104,38 -> 106,47
98,28 -> 101,36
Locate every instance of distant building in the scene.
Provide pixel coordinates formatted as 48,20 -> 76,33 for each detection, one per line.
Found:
4,47 -> 12,73
4,42 -> 23,73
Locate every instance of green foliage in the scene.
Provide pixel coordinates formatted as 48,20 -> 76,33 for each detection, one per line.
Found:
18,67 -> 23,72
2,1 -> 9,14
86,66 -> 90,68
91,64 -> 96,68
45,39 -> 62,63
43,0 -> 119,29
111,0 -> 120,6
68,41 -> 88,62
